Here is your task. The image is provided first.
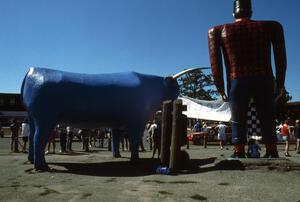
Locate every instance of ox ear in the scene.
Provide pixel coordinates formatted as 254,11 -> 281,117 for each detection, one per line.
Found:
164,76 -> 178,87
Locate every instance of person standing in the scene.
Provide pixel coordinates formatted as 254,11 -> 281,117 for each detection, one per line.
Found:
208,0 -> 286,158
97,128 -> 106,148
139,133 -> 146,152
66,126 -> 74,152
21,119 -> 30,153
10,119 -> 20,152
216,122 -> 227,150
193,121 -> 202,132
148,119 -> 161,158
58,125 -> 67,153
80,129 -> 90,152
89,129 -> 97,148
281,120 -> 291,157
0,122 -> 4,138
120,129 -> 129,151
146,122 -> 152,151
107,128 -> 112,152
46,127 -> 57,154
294,120 -> 300,154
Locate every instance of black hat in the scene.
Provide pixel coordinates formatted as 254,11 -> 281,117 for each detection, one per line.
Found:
233,0 -> 252,19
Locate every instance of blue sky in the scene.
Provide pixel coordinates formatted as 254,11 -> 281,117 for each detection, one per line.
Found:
0,0 -> 299,101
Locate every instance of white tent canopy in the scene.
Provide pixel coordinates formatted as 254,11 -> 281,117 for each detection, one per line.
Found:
179,96 -> 231,122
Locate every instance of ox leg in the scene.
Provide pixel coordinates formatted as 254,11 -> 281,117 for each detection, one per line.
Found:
28,115 -> 35,163
128,125 -> 144,162
33,120 -> 55,171
112,128 -> 121,158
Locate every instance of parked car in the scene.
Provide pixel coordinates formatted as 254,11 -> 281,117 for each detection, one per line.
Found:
187,125 -> 232,145
187,126 -> 216,145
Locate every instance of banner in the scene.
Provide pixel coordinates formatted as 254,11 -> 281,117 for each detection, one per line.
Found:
179,96 -> 231,122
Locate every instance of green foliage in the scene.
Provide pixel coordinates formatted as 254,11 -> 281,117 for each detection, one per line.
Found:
275,88 -> 292,121
178,69 -> 218,100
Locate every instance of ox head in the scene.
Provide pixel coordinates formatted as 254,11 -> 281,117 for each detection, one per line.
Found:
163,76 -> 179,101
161,67 -> 210,102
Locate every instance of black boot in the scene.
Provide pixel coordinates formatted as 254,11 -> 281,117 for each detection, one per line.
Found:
263,143 -> 279,158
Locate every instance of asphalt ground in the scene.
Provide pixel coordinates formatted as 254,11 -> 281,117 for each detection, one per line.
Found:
0,137 -> 300,202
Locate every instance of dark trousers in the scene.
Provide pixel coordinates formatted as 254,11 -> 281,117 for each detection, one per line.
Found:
98,137 -> 104,148
82,136 -> 89,152
229,76 -> 277,144
11,136 -> 19,152
67,134 -> 73,151
60,133 -> 67,152
121,137 -> 129,151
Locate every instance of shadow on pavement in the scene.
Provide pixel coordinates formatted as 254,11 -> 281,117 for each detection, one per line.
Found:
48,157 -> 245,177
49,158 -> 161,177
179,157 -> 245,174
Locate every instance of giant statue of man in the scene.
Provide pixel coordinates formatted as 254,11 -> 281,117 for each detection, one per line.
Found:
208,0 -> 287,158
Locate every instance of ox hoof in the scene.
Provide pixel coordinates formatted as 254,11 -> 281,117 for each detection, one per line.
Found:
35,165 -> 51,172
113,153 -> 122,158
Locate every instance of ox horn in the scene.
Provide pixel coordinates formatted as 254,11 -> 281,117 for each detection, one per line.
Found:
172,67 -> 210,79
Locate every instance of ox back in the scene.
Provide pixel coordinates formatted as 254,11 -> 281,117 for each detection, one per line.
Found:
22,67 -> 177,127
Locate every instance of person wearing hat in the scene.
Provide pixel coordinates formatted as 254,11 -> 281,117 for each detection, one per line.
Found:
208,0 -> 287,158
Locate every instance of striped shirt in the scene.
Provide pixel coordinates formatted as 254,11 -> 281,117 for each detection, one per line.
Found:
208,19 -> 286,94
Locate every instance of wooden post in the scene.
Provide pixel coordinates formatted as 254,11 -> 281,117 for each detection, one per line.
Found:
182,114 -> 188,147
203,132 -> 207,148
169,99 -> 183,173
160,100 -> 173,166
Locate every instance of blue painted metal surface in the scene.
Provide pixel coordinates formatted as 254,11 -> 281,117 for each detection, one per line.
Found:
21,67 -> 179,169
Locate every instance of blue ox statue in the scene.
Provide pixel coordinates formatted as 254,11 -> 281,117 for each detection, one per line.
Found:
21,67 -> 202,170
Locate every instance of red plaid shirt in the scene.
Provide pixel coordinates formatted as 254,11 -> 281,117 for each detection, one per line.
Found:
208,19 -> 287,94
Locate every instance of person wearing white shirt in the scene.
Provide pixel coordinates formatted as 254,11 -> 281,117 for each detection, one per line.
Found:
216,122 -> 227,150
21,119 -> 30,153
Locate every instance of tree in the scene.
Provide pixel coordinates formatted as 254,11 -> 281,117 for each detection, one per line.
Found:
178,69 -> 218,100
275,88 -> 292,121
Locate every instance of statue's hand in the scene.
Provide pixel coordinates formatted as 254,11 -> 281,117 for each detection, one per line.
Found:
218,89 -> 228,102
221,94 -> 228,102
275,88 -> 284,102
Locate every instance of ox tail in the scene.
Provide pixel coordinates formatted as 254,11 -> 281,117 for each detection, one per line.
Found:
20,68 -> 32,109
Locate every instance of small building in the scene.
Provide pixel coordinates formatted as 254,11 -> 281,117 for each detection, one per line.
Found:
0,93 -> 27,137
0,93 -> 27,126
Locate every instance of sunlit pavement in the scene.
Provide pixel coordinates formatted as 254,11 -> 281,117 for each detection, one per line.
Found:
0,137 -> 300,202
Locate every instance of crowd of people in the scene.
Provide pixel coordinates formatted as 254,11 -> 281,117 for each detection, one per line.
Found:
0,119 -> 111,154
191,120 -> 231,150
277,119 -> 300,157
190,118 -> 300,158
0,118 -> 162,157
1,117 -> 300,159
